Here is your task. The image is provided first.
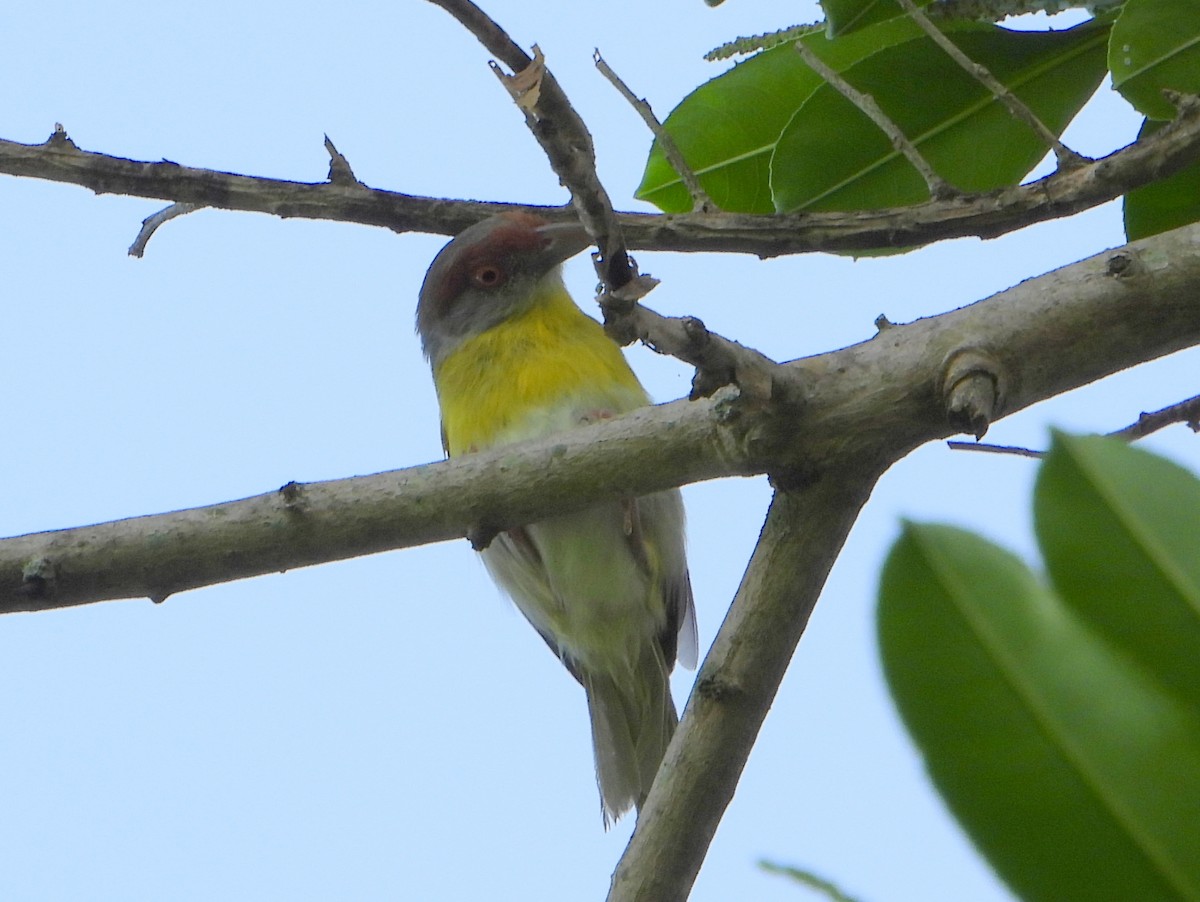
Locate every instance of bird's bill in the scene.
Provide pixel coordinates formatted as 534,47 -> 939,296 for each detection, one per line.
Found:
535,222 -> 594,270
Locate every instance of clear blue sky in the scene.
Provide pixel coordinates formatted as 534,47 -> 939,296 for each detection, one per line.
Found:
2,2 -> 1197,900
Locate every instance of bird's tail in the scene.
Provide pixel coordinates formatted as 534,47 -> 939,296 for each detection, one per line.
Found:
583,644 -> 678,827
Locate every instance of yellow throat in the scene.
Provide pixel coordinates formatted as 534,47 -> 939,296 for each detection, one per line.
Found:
433,277 -> 647,457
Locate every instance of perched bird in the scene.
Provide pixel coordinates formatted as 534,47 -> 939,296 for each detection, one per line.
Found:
417,212 -> 697,824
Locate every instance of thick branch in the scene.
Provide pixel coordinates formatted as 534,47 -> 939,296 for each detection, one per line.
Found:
5,222 -> 1200,616
610,477 -> 876,902
0,394 -> 750,614
2,94 -> 1200,255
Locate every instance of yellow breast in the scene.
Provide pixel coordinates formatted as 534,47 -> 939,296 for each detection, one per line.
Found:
433,281 -> 647,456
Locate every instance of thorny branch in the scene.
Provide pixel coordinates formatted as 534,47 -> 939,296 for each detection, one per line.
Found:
3,93 -> 1200,257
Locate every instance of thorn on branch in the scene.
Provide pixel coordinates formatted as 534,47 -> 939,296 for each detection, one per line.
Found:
794,39 -> 957,201
128,202 -> 201,257
44,123 -> 77,150
593,49 -> 715,213
324,135 -> 359,185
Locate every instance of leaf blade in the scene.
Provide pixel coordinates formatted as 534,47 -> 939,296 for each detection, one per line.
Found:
879,522 -> 1200,901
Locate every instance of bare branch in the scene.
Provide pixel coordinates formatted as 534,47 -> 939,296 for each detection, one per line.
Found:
895,0 -> 1086,169
795,39 -> 956,200
593,50 -> 714,212
0,393 -> 749,614
127,202 -> 201,257
3,96 -> 1200,255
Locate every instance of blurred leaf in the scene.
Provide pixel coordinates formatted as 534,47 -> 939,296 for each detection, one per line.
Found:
760,861 -> 863,902
822,0 -> 933,37
771,20 -> 1110,212
1035,433 -> 1200,708
879,520 -> 1200,901
636,18 -> 931,213
1124,118 -> 1200,238
1111,0 -> 1200,120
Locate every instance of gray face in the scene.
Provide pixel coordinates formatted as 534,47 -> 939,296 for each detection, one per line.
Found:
416,214 -> 591,368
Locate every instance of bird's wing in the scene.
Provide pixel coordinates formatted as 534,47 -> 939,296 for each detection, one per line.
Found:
623,493 -> 698,672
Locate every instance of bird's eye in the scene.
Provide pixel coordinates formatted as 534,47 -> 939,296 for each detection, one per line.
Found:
470,264 -> 506,290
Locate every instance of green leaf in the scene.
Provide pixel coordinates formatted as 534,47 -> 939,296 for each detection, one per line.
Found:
1124,118 -> 1200,239
1036,433 -> 1200,708
1111,0 -> 1200,120
635,18 -> 931,213
771,20 -> 1110,213
879,522 -> 1200,902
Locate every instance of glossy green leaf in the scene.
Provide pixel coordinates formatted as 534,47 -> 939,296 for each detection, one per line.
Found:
1124,118 -> 1200,239
771,20 -> 1110,213
636,18 -> 933,213
1111,0 -> 1200,120
879,522 -> 1200,902
1036,433 -> 1200,708
822,0 -> 933,37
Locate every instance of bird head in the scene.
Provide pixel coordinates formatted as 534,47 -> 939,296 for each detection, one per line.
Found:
417,212 -> 592,367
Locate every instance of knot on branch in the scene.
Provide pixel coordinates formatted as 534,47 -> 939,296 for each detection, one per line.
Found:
942,347 -> 1005,440
695,673 -> 747,703
20,556 -> 57,599
1105,250 -> 1144,278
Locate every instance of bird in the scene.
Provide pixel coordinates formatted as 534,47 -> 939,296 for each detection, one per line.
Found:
416,211 -> 697,824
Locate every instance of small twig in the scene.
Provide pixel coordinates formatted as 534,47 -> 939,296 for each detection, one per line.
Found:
1106,392 -> 1200,439
127,202 -> 200,257
946,440 -> 1045,458
594,50 -> 714,212
427,0 -> 634,293
894,0 -> 1087,170
794,40 -> 956,200
948,392 -> 1200,457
